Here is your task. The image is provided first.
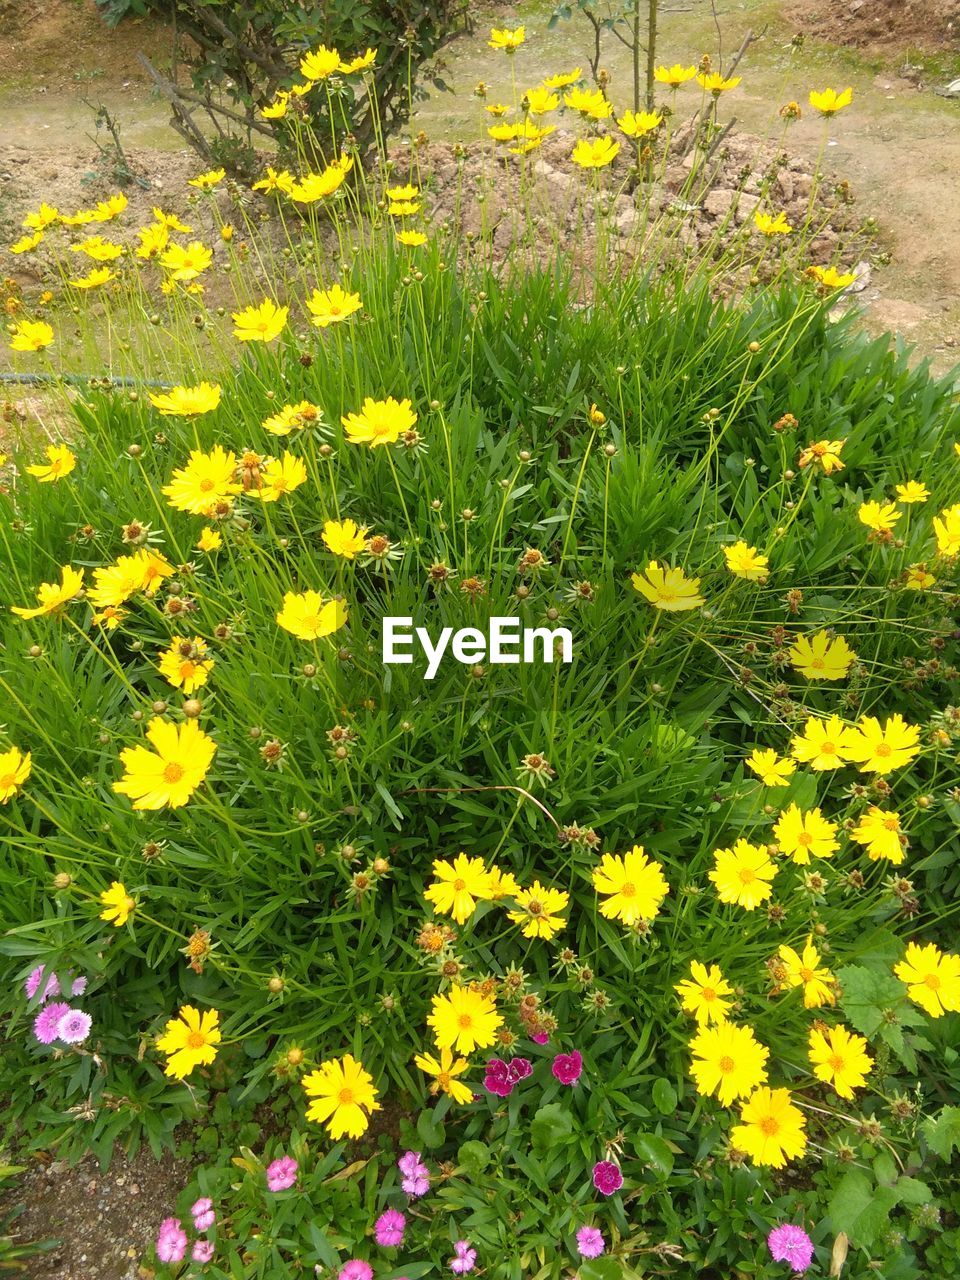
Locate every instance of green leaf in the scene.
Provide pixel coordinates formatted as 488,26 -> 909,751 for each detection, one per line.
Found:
923,1106 -> 960,1161
633,1133 -> 675,1177
828,1169 -> 899,1248
579,1258 -> 624,1280
458,1140 -> 491,1177
837,964 -> 907,1036
530,1103 -> 574,1153
651,1078 -> 677,1115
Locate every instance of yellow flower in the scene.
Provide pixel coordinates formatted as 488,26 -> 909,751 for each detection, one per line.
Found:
894,941 -> 960,1018
778,937 -> 836,1008
276,591 -> 347,641
414,1046 -> 474,1105
158,636 -> 214,694
22,202 -> 60,230
805,265 -> 856,291
723,540 -> 768,581
773,804 -> 838,864
731,1088 -> 807,1168
149,383 -> 221,417
424,853 -> 495,923
232,299 -> 288,342
809,87 -> 853,116
162,445 -> 241,516
10,319 -> 54,351
745,748 -> 795,787
386,183 -> 420,201
261,92 -> 289,120
252,168 -> 295,195
572,137 -> 621,170
99,880 -> 136,927
428,983 -> 502,1054
25,443 -> 76,483
113,717 -> 217,810
69,266 -> 115,289
654,63 -> 698,87
303,1054 -> 379,1137
188,168 -> 226,190
160,241 -> 213,281
675,961 -> 733,1026
9,231 -> 44,254
396,230 -> 428,247
753,210 -> 792,236
290,161 -> 353,202
306,283 -> 362,328
933,503 -> 960,556
488,866 -> 522,899
563,87 -> 613,119
90,193 -> 128,221
322,518 -> 368,559
524,87 -> 559,115
197,528 -> 222,553
263,401 -> 323,436
631,561 -> 704,611
300,44 -> 342,80
136,223 -> 170,260
797,437 -> 846,472
709,839 -> 777,910
592,846 -> 669,926
689,1021 -> 769,1105
340,48 -> 377,74
858,500 -> 900,535
0,746 -> 31,804
11,564 -> 84,620
697,72 -> 741,95
895,480 -> 929,504
507,881 -> 569,939
488,25 -> 525,52
92,605 -> 127,631
808,1024 -> 873,1099
542,68 -> 582,89
788,631 -> 855,681
88,549 -> 174,610
389,200 -> 421,217
617,109 -> 662,138
844,714 -> 921,774
789,715 -> 857,771
342,396 -> 417,447
70,235 -> 124,262
156,1005 -> 221,1078
850,807 -> 906,864
904,563 -> 935,590
255,452 -> 308,502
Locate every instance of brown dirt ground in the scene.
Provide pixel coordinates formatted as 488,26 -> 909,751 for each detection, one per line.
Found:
788,0 -> 960,56
0,0 -> 169,86
0,1147 -> 189,1280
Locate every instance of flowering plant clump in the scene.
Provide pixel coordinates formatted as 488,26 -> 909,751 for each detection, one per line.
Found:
1,22 -> 960,1280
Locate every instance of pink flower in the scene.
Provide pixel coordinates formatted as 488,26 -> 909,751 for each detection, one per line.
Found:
592,1160 -> 623,1196
551,1050 -> 583,1086
374,1208 -> 406,1247
33,1000 -> 71,1045
767,1225 -> 815,1273
266,1155 -> 299,1192
56,1008 -> 92,1045
25,966 -> 60,1003
191,1197 -> 215,1231
338,1261 -> 373,1280
450,1240 -> 476,1274
576,1226 -> 605,1259
156,1217 -> 188,1264
71,975 -> 88,997
530,1032 -> 549,1045
397,1150 -> 430,1198
192,1239 -> 215,1264
483,1057 -> 532,1098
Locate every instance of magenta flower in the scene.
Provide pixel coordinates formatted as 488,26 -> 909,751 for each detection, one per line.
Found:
25,966 -> 60,1003
192,1239 -> 215,1264
56,1008 -> 92,1045
374,1208 -> 406,1248
483,1057 -> 532,1098
551,1050 -> 583,1086
767,1224 -> 815,1273
156,1217 -> 188,1264
33,1000 -> 71,1045
450,1240 -> 477,1274
191,1197 -> 215,1232
530,1032 -> 549,1045
266,1155 -> 299,1192
398,1150 -> 430,1198
592,1160 -> 623,1196
576,1226 -> 605,1259
338,1261 -> 374,1280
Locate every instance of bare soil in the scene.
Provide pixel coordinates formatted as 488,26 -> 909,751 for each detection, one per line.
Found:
788,0 -> 960,56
